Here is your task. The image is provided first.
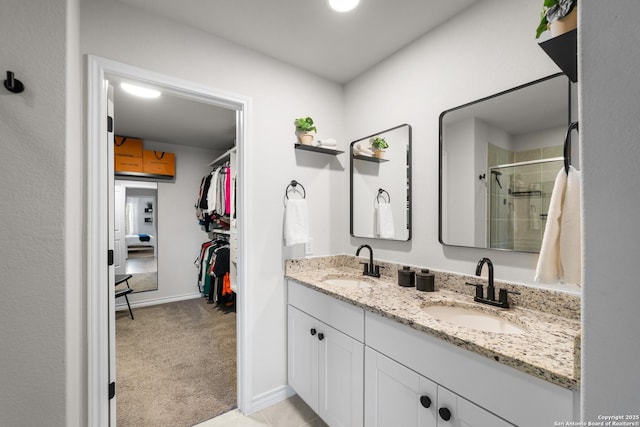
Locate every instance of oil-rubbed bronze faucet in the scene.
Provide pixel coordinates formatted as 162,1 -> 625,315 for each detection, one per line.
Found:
356,244 -> 381,278
466,257 -> 520,308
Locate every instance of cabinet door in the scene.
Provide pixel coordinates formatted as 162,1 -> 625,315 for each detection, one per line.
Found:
288,305 -> 319,410
318,322 -> 364,427
436,387 -> 513,427
365,348 -> 438,427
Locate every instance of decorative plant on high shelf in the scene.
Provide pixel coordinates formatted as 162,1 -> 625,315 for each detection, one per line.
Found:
370,136 -> 389,159
535,0 -> 577,39
294,116 -> 317,145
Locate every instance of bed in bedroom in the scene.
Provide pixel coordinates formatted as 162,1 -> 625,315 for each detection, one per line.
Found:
126,234 -> 156,253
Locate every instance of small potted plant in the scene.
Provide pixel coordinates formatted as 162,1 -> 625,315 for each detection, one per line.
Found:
370,136 -> 389,159
535,0 -> 577,39
294,116 -> 317,145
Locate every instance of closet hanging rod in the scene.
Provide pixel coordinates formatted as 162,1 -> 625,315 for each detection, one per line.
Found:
208,146 -> 237,167
564,121 -> 579,174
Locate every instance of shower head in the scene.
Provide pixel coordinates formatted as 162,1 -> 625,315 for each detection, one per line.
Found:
491,170 -> 502,176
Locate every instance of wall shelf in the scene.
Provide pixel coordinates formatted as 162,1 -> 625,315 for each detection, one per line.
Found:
352,154 -> 389,163
538,29 -> 577,83
294,143 -> 343,155
115,171 -> 174,181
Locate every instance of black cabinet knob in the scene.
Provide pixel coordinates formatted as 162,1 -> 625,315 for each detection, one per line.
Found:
439,407 -> 452,421
419,395 -> 431,408
310,328 -> 317,336
318,333 -> 324,341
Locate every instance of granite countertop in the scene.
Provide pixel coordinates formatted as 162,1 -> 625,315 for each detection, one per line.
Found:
285,258 -> 581,391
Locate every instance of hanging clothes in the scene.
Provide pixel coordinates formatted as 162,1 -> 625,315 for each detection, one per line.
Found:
195,163 -> 232,232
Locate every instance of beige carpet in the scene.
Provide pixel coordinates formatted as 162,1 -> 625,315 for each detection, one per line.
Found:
116,297 -> 237,427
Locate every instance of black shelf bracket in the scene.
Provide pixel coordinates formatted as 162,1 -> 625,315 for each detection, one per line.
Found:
539,29 -> 577,83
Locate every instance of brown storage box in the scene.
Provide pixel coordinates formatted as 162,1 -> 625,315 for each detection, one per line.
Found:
115,155 -> 143,173
114,136 -> 143,158
143,150 -> 175,176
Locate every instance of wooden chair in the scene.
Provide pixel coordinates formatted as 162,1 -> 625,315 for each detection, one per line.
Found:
115,274 -> 135,319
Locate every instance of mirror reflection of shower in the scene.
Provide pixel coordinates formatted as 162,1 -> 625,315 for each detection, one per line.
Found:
487,143 -> 564,252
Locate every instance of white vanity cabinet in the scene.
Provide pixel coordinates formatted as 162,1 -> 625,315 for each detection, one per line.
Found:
287,281 -> 364,427
365,348 -> 512,426
366,312 -> 576,427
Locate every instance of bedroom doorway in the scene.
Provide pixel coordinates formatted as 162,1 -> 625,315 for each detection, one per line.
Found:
87,55 -> 251,427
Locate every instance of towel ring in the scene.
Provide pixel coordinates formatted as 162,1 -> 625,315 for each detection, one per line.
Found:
285,180 -> 306,199
376,188 -> 390,204
564,121 -> 579,174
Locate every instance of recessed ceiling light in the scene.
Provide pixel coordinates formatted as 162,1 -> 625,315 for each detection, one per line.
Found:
328,0 -> 360,13
120,82 -> 161,99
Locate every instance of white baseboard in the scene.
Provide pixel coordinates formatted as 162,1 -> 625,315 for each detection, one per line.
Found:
245,385 -> 296,415
115,292 -> 201,310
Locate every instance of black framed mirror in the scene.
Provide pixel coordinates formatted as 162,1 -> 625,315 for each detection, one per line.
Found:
350,124 -> 411,241
439,73 -> 571,252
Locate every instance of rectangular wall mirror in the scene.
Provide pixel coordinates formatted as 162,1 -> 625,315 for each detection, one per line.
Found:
439,73 -> 571,252
114,180 -> 158,292
350,124 -> 411,241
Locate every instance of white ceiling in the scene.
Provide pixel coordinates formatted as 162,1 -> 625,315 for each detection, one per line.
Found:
109,0 -> 478,150
118,0 -> 477,84
109,75 -> 237,149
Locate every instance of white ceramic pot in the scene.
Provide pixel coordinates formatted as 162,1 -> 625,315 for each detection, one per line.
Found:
298,133 -> 314,145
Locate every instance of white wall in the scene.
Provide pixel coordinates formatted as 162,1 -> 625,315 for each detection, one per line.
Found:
580,1 -> 640,418
443,118 -> 476,246
0,0 -> 82,426
80,0 -> 345,405
344,0 -> 562,286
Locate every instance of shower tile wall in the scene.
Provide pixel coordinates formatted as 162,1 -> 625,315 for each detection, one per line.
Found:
487,144 -> 563,251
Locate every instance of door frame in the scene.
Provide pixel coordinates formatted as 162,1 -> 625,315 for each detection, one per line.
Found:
86,55 -> 253,426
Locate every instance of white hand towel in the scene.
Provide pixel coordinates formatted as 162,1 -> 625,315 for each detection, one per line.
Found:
284,198 -> 309,246
376,202 -> 395,239
534,166 -> 582,285
317,138 -> 337,147
353,142 -> 374,156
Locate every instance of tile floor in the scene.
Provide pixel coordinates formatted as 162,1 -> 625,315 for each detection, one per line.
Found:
193,395 -> 328,427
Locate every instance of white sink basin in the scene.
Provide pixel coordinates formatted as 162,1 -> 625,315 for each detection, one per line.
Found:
422,304 -> 526,335
322,277 -> 373,289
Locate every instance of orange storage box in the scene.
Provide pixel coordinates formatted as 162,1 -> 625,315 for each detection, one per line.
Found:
115,155 -> 143,173
143,150 -> 175,177
114,136 -> 143,158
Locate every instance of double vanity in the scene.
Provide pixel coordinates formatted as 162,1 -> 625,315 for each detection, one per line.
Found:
285,255 -> 580,427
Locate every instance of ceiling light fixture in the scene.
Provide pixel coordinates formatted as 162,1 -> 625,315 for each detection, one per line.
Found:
120,82 -> 161,99
328,0 -> 360,13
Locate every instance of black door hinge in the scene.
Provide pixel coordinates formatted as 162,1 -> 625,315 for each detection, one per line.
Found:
109,382 -> 115,400
107,116 -> 113,133
108,250 -> 114,266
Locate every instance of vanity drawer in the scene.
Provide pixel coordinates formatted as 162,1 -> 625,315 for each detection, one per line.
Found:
288,280 -> 364,342
365,311 -> 575,427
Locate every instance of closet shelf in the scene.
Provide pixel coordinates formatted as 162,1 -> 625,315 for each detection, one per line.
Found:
209,146 -> 236,166
294,143 -> 344,155
115,171 -> 174,181
352,154 -> 389,163
538,29 -> 577,83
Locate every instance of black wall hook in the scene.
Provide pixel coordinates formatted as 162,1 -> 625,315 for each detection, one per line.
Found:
4,71 -> 24,94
